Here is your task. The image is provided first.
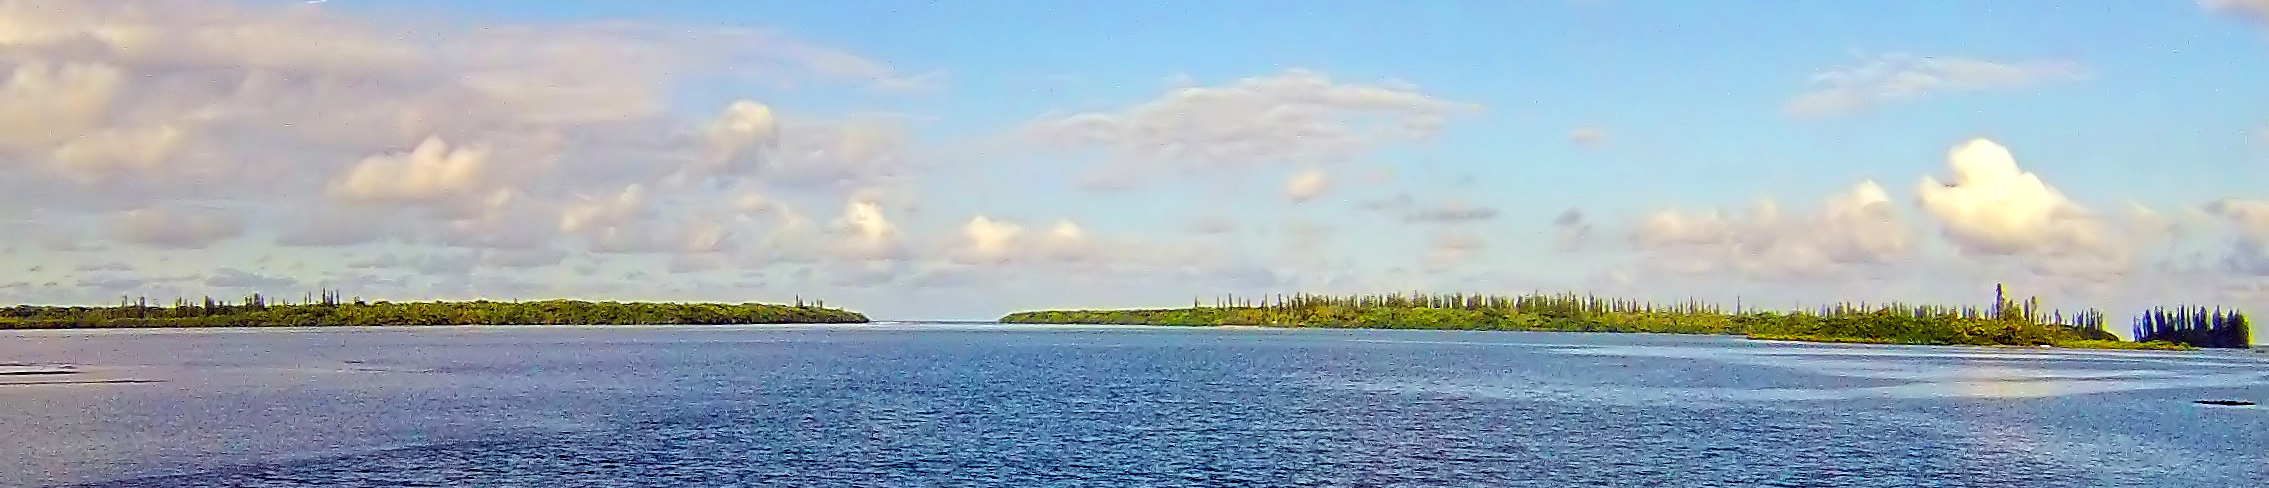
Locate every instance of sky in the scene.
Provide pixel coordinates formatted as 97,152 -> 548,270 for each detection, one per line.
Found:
0,1 -> 2266,331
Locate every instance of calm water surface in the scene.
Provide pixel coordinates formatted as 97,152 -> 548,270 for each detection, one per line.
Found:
1,324 -> 2264,487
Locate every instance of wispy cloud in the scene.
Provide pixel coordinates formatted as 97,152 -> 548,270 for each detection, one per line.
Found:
2203,0 -> 2269,27
1569,127 -> 1610,148
1017,68 -> 1478,188
1784,53 -> 2083,119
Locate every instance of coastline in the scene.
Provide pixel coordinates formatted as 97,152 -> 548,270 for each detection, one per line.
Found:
998,314 -> 2200,351
2,299 -> 870,330
996,290 -> 2234,351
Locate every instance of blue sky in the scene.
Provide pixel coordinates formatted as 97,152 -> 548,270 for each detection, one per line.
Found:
0,1 -> 2266,333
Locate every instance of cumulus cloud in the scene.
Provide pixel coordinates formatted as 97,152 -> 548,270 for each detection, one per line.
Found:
954,216 -> 1025,265
105,206 -> 247,249
677,217 -> 735,254
0,0 -> 929,296
0,0 -> 915,185
1019,68 -> 1476,187
558,184 -> 649,235
1284,168 -> 1331,203
1631,180 -> 1914,280
1617,139 -> 2186,289
1785,53 -> 2082,119
49,124 -> 189,183
329,137 -> 491,205
700,100 -> 779,174
939,215 -> 1131,268
1915,139 -> 2118,261
764,115 -> 917,187
833,198 -> 901,260
0,61 -> 123,151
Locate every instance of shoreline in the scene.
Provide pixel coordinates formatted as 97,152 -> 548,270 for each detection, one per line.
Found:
994,319 -> 2209,351
2,298 -> 871,330
996,290 -> 2237,351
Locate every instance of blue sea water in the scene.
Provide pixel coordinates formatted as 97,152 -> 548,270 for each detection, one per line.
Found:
1,324 -> 2264,487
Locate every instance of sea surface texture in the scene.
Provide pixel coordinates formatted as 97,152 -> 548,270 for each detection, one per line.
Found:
2,324 -> 2264,487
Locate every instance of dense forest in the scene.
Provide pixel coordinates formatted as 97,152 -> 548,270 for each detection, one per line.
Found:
1001,286 -> 2239,350
0,291 -> 868,328
2133,306 -> 2253,349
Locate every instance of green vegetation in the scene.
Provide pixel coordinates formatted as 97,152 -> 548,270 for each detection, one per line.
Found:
2132,306 -> 2252,349
0,291 -> 868,329
1000,285 -> 2219,350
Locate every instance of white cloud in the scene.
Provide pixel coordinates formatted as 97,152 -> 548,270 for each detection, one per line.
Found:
427,189 -> 556,250
700,100 -> 779,174
2204,0 -> 2269,26
1631,180 -> 1914,280
953,215 -> 1025,265
0,0 -> 919,235
329,137 -> 492,205
678,217 -> 735,254
832,198 -> 901,261
106,206 -> 247,249
1915,139 -> 2117,260
1284,168 -> 1330,203
774,116 -> 922,189
1785,53 -> 2082,119
0,61 -> 122,150
733,192 -> 773,216
1019,68 -> 1476,187
49,124 -> 188,183
558,184 -> 649,235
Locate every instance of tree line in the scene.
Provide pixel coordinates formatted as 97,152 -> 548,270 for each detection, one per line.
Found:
1005,285 -> 2245,350
0,290 -> 869,328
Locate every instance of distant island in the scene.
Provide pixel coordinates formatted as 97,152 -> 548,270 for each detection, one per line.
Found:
0,291 -> 868,329
1001,286 -> 2250,351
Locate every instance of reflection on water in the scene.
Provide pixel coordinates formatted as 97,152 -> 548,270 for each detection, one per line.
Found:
1460,342 -> 2269,401
0,326 -> 2261,487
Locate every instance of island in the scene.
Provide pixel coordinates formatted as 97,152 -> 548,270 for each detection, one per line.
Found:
0,291 -> 869,329
1001,286 -> 2249,351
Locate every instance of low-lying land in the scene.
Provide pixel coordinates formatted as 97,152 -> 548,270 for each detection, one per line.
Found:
1001,288 -> 2237,351
1,293 -> 868,329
